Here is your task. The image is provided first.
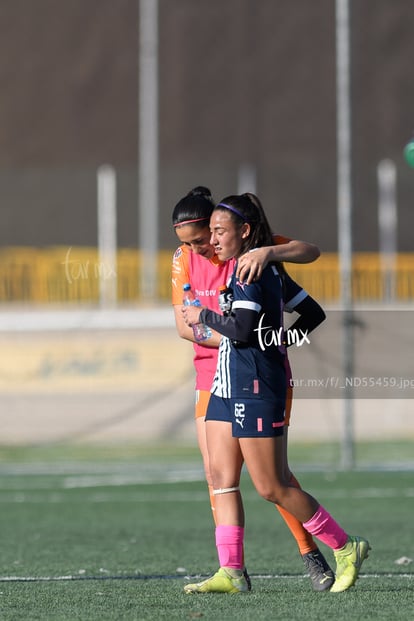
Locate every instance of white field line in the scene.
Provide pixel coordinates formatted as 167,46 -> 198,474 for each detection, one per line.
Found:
2,459 -> 414,476
0,488 -> 414,503
0,572 -> 412,583
0,484 -> 414,504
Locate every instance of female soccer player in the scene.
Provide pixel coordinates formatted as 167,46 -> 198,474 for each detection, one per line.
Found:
182,193 -> 370,594
172,187 -> 335,591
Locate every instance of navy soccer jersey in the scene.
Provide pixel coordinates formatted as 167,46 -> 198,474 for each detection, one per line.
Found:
283,273 -> 308,312
210,263 -> 286,401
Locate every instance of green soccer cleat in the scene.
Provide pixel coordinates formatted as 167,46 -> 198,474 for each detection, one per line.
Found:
330,536 -> 371,593
302,548 -> 335,591
184,567 -> 249,594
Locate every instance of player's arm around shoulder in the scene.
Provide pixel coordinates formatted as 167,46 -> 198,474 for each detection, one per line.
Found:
272,237 -> 320,264
236,236 -> 321,284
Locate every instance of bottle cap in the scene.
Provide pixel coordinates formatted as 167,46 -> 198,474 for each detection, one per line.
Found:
183,283 -> 191,291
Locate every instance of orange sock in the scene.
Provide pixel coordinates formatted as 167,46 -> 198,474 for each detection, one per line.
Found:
275,474 -> 318,555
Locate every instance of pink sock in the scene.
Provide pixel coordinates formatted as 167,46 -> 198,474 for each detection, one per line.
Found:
303,505 -> 348,550
215,525 -> 244,569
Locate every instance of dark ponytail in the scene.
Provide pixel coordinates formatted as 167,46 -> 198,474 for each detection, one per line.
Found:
214,193 -> 274,254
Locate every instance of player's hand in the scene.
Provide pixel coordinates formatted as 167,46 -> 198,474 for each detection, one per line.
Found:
236,248 -> 269,284
182,304 -> 203,326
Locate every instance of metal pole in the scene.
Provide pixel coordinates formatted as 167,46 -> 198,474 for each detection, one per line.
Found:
377,159 -> 397,301
138,0 -> 159,300
97,165 -> 117,308
336,0 -> 354,470
237,163 -> 257,195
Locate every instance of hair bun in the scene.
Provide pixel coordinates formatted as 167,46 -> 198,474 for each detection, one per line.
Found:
189,186 -> 212,199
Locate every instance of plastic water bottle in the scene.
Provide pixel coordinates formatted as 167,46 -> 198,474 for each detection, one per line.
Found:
182,283 -> 212,342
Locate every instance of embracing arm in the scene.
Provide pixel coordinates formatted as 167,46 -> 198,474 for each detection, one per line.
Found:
236,239 -> 320,284
264,239 -> 320,263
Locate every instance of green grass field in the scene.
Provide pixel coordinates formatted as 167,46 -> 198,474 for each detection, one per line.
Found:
0,444 -> 413,620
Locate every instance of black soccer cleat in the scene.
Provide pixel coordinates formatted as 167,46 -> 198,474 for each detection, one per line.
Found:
302,548 -> 335,591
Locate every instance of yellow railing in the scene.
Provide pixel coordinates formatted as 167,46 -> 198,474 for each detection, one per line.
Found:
0,247 -> 413,304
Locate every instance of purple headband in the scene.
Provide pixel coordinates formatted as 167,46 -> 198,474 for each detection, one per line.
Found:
217,202 -> 251,223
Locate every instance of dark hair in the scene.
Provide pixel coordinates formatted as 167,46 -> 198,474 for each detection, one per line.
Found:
172,186 -> 214,228
214,193 -> 274,255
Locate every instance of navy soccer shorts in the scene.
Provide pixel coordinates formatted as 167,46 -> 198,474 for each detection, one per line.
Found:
206,394 -> 285,438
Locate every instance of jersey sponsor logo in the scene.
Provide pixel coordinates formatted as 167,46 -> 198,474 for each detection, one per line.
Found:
234,403 -> 246,428
195,289 -> 217,297
173,247 -> 183,259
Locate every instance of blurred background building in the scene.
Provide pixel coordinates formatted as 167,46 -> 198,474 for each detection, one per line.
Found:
0,0 -> 413,303
0,0 -> 413,459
